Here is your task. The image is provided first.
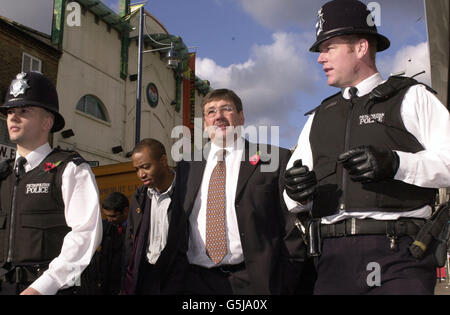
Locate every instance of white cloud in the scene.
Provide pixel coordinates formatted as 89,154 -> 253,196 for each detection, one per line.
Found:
196,32 -> 320,133
378,42 -> 431,85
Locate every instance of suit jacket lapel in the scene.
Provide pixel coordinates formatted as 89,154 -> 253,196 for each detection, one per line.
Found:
235,140 -> 259,200
134,186 -> 148,233
124,192 -> 151,294
183,159 -> 206,216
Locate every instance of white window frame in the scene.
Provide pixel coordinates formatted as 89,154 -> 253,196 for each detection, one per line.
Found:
21,52 -> 42,73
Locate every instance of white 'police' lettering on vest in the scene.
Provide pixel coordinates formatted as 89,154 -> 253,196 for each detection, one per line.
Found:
359,113 -> 385,125
26,183 -> 51,194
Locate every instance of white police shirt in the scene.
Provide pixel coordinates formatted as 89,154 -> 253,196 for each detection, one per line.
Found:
16,143 -> 102,295
284,73 -> 450,223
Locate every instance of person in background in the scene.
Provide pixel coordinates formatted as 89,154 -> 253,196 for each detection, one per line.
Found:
77,192 -> 129,295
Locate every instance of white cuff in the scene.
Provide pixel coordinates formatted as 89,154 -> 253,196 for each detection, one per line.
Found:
283,190 -> 313,214
30,272 -> 61,295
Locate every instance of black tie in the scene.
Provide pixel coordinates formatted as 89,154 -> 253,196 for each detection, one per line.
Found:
349,87 -> 358,99
15,156 -> 27,179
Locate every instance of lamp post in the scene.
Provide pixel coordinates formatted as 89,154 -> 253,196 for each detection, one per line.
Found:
135,5 -> 144,145
134,5 -> 181,145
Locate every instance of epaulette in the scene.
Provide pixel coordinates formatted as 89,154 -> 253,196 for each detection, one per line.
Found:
406,72 -> 437,94
53,146 -> 87,166
368,75 -> 437,103
305,91 -> 341,116
71,154 -> 87,166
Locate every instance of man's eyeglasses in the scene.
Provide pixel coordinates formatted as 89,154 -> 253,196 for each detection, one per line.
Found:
204,105 -> 235,118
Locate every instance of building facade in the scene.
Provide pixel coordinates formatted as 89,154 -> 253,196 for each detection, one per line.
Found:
52,0 -> 210,166
0,0 -> 209,166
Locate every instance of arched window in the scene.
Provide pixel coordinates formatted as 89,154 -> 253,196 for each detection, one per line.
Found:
76,95 -> 108,122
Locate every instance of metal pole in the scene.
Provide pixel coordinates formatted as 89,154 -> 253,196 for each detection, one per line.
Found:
135,6 -> 144,145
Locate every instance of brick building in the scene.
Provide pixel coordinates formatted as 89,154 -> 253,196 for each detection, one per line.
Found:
0,16 -> 61,161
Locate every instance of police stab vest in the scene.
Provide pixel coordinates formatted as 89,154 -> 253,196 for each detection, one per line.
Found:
0,148 -> 86,267
309,76 -> 437,218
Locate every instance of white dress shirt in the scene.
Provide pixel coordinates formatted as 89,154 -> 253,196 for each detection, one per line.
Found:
284,73 -> 450,223
146,172 -> 175,264
187,137 -> 245,267
15,143 -> 102,295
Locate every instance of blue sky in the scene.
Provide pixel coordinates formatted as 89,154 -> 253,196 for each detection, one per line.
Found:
0,0 -> 431,149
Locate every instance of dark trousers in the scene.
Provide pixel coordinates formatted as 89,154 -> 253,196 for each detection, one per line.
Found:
135,261 -> 160,294
0,280 -> 76,295
313,235 -> 437,295
184,263 -> 251,295
132,256 -> 187,295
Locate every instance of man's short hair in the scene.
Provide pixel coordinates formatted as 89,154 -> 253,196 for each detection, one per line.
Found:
344,34 -> 378,62
201,89 -> 243,113
132,138 -> 166,160
102,192 -> 129,213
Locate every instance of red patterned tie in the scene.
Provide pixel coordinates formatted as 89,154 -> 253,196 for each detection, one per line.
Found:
205,150 -> 227,264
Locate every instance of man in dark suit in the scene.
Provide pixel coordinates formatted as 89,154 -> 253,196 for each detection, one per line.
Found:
122,138 -> 185,295
174,89 -> 305,294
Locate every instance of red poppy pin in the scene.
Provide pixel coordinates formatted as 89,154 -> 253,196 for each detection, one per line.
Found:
42,161 -> 62,173
249,151 -> 260,165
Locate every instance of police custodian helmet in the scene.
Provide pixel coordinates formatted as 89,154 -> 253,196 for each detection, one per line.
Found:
1,71 -> 65,132
310,0 -> 390,52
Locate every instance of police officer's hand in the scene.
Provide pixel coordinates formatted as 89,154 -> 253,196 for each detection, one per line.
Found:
284,159 -> 317,204
20,287 -> 41,295
338,145 -> 399,183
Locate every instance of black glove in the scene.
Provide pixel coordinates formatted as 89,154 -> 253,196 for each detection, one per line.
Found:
338,145 -> 399,183
284,159 -> 317,204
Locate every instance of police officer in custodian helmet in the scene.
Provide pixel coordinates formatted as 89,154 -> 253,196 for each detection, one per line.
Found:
283,0 -> 450,294
0,72 -> 102,295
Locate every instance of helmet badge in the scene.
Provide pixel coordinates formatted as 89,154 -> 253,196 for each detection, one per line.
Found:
9,72 -> 30,98
316,8 -> 325,36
